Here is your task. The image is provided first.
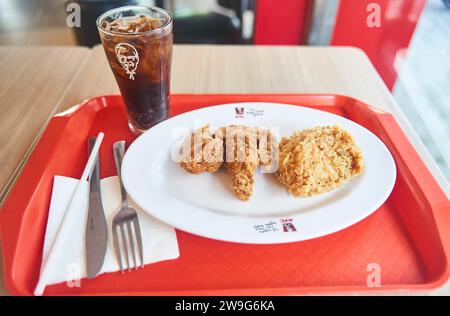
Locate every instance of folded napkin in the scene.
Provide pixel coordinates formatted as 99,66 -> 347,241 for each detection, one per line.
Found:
34,175 -> 179,295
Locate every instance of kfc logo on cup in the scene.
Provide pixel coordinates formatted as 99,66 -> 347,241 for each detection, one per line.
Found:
115,43 -> 139,80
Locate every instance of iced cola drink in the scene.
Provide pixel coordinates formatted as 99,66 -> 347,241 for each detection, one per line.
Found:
97,6 -> 173,134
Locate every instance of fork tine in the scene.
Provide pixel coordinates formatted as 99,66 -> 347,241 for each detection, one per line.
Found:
112,224 -> 124,273
126,221 -> 137,269
120,224 -> 131,271
133,218 -> 144,268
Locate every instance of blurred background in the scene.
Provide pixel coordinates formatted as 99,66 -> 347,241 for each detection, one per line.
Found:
0,0 -> 449,181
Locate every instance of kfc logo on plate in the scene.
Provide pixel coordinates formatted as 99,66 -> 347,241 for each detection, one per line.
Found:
115,43 -> 139,80
235,107 -> 244,118
281,219 -> 297,232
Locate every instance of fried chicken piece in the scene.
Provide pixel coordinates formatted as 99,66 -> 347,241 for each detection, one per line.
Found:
277,125 -> 364,197
216,126 -> 277,201
217,126 -> 259,201
179,125 -> 224,174
257,127 -> 278,172
179,124 -> 278,201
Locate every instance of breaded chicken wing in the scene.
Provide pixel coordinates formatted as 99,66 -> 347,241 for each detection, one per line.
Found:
216,125 -> 259,201
215,126 -> 277,201
179,125 -> 224,174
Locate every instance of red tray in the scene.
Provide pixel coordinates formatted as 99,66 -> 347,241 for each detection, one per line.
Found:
1,94 -> 450,295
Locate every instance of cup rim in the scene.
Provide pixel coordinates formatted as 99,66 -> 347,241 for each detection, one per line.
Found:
96,5 -> 173,36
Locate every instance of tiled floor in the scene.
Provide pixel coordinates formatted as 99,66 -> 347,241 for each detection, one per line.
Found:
393,0 -> 450,181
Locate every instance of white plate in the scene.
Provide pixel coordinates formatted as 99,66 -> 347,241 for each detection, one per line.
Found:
122,102 -> 396,244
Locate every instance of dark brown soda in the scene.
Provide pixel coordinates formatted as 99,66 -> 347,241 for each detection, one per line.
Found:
99,15 -> 172,132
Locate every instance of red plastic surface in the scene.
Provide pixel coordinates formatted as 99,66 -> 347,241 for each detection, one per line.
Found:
1,94 -> 449,295
254,0 -> 311,45
331,0 -> 426,90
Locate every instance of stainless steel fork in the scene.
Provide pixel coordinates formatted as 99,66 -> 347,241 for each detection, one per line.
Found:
112,140 -> 144,272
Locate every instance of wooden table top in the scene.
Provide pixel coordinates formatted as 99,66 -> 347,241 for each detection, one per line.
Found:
0,45 -> 449,295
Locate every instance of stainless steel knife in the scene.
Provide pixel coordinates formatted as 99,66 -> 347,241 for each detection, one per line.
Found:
86,137 -> 108,279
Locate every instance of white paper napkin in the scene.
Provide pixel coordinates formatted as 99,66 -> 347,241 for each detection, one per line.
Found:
34,175 -> 180,295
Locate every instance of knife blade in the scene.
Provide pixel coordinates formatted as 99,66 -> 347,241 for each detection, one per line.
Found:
85,137 -> 108,279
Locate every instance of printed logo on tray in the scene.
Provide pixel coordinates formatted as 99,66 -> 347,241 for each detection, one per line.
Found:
115,43 -> 139,80
234,107 -> 265,119
253,219 -> 297,233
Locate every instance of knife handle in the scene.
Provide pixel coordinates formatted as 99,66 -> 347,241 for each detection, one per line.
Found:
88,137 -> 100,185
